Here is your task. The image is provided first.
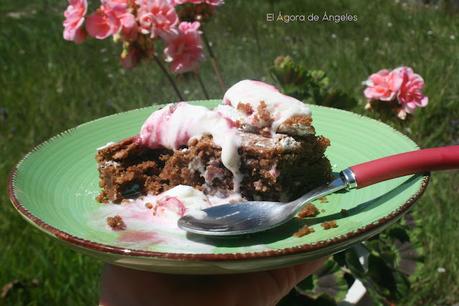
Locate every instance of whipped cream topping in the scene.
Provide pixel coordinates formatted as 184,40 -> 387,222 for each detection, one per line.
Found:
139,80 -> 311,194
219,79 -> 311,131
139,102 -> 242,190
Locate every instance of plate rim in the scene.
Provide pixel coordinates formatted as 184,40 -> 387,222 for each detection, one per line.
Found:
8,101 -> 431,262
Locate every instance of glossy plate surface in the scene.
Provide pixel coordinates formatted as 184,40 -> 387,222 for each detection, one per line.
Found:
8,100 -> 429,274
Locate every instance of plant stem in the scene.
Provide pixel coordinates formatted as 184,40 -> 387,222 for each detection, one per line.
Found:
194,71 -> 209,99
202,31 -> 225,93
153,54 -> 184,101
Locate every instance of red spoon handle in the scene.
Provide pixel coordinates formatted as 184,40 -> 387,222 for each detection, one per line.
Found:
350,145 -> 459,188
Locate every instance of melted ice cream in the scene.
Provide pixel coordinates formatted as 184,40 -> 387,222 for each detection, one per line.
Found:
139,102 -> 242,191
92,186 -> 254,251
219,79 -> 311,131
138,80 -> 310,203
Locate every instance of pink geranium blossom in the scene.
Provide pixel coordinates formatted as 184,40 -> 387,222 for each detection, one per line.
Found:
136,0 -> 179,39
104,0 -> 138,40
363,69 -> 402,101
394,67 -> 429,113
120,13 -> 138,41
63,0 -> 87,44
364,66 -> 428,119
86,1 -> 137,40
164,21 -> 204,73
86,8 -> 119,39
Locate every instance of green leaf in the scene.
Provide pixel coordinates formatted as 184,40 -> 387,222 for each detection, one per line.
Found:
270,55 -> 357,110
332,251 -> 347,267
278,290 -> 338,306
366,254 -> 411,302
344,248 -> 366,278
296,260 -> 349,301
296,275 -> 314,292
386,226 -> 411,243
394,240 -> 421,276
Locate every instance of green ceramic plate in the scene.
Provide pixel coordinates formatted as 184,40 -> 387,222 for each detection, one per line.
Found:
8,100 -> 429,274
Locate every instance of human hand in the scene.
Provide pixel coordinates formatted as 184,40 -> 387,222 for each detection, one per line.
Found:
99,257 -> 326,306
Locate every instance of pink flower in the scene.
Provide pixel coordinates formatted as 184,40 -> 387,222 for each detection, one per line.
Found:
394,66 -> 428,113
164,21 -> 204,73
136,0 -> 179,39
119,13 -> 138,41
86,1 -> 137,40
86,7 -> 120,39
104,0 -> 130,11
363,66 -> 428,119
104,0 -> 137,40
63,0 -> 87,44
363,69 -> 403,101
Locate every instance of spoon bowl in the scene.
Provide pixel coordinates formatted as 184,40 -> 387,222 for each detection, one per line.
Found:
178,201 -> 292,236
178,176 -> 350,236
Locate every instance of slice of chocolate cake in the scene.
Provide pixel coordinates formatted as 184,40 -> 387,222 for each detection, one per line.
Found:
96,80 -> 332,204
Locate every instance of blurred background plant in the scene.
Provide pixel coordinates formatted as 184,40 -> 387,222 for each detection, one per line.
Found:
1,0 -> 458,305
62,0 -> 225,100
278,213 -> 424,305
270,55 -> 358,110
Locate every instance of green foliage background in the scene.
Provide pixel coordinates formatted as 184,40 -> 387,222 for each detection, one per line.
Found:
0,0 -> 458,305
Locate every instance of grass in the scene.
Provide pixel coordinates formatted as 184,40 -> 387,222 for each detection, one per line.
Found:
1,0 -> 458,304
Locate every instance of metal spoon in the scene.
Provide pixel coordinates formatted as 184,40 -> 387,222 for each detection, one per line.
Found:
178,146 -> 459,236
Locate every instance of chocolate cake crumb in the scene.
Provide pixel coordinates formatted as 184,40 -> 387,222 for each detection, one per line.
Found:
317,136 -> 331,148
321,220 -> 338,229
188,138 -> 198,146
282,115 -> 312,127
260,127 -> 272,138
237,102 -> 254,115
252,101 -> 274,127
340,209 -> 349,217
96,193 -> 108,203
319,196 -> 328,203
145,202 -> 153,209
298,203 -> 319,218
293,225 -> 315,237
107,215 -> 126,231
